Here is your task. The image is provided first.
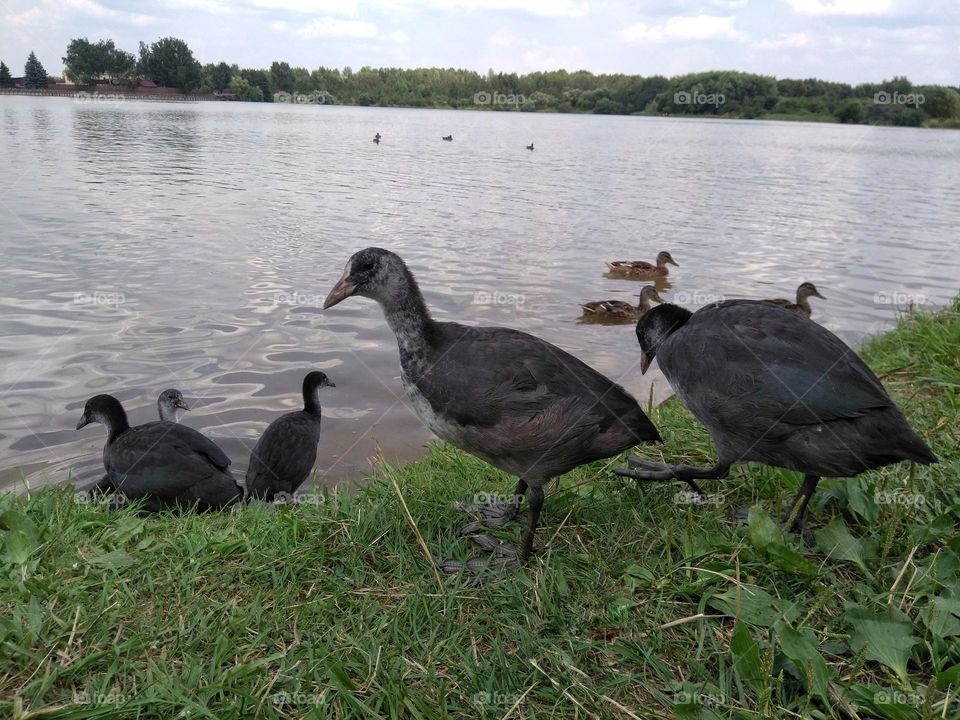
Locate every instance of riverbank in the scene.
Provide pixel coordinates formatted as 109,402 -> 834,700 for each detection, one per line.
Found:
1,297 -> 958,719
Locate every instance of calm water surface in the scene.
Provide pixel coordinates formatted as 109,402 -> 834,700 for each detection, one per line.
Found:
1,97 -> 958,492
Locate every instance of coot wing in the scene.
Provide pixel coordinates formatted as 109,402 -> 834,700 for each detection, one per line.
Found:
662,301 -> 892,426
245,412 -> 321,497
418,323 -> 659,443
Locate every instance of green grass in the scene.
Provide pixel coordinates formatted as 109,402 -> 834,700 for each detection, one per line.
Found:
2,299 -> 959,719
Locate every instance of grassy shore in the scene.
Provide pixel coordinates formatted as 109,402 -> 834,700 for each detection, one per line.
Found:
2,299 -> 958,719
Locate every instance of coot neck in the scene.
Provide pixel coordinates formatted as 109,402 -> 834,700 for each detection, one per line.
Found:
303,387 -> 322,416
157,400 -> 177,423
381,281 -> 434,359
104,406 -> 130,444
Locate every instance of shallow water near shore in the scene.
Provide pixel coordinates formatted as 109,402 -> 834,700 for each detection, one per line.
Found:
1,96 -> 958,492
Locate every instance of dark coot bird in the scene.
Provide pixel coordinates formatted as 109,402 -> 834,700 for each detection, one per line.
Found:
765,281 -> 825,318
441,134 -> 453,141
77,394 -> 242,512
373,132 -> 381,144
93,389 -> 190,494
616,301 -> 937,532
526,143 -> 534,151
245,371 -> 335,502
324,248 -> 661,574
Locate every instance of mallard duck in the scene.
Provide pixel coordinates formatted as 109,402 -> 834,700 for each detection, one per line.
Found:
581,286 -> 662,321
607,251 -> 678,279
442,134 -> 453,141
323,248 -> 661,576
616,301 -> 937,533
764,282 -> 825,317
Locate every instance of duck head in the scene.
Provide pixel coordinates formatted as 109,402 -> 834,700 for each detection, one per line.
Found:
635,303 -> 693,374
797,282 -> 825,301
657,251 -> 679,267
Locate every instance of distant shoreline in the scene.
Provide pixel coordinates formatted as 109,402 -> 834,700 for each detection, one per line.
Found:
3,88 -> 957,129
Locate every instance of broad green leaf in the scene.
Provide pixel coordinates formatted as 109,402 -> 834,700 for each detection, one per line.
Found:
0,511 -> 39,542
3,531 -> 36,565
775,622 -> 834,704
918,596 -> 960,638
816,517 -> 876,578
623,563 -> 655,590
731,620 -> 766,694
844,605 -> 918,686
936,663 -> 960,690
845,684 -> 924,720
846,479 -> 879,523
708,586 -> 799,628
86,549 -> 135,572
747,506 -> 784,549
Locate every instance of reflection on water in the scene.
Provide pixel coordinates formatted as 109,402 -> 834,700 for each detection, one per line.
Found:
1,97 -> 958,492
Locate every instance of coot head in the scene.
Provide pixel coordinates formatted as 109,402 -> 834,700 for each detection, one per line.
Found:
76,394 -> 126,430
635,303 -> 693,374
157,389 -> 189,423
657,251 -> 679,267
303,371 -> 335,413
797,282 -> 825,301
323,247 -> 412,309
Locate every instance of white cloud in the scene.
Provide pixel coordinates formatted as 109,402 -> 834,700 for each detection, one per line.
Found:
393,0 -> 588,18
786,0 -> 895,15
295,17 -> 378,39
619,15 -> 744,43
249,0 -> 358,15
389,31 -> 411,43
6,0 -> 156,26
488,28 -> 526,46
757,32 -> 811,49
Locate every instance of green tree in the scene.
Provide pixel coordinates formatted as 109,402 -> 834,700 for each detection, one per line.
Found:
270,61 -> 295,92
917,86 -> 960,119
227,75 -> 263,101
63,38 -> 136,85
834,99 -> 864,124
206,62 -> 232,92
138,37 -> 201,92
240,68 -> 273,100
24,51 -> 48,88
0,61 -> 12,87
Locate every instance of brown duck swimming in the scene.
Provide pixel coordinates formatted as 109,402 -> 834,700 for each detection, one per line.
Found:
581,286 -> 662,321
607,251 -> 678,279
765,282 -> 825,318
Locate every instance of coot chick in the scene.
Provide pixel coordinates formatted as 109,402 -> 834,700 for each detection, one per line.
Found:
245,371 -> 335,502
607,251 -> 679,279
442,134 -> 453,141
324,248 -> 661,574
616,301 -> 937,531
765,281 -> 825,318
157,388 -> 189,423
526,143 -> 534,151
77,394 -> 242,512
93,389 -> 190,494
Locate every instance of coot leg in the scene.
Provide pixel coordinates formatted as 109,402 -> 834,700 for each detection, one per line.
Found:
615,458 -> 729,484
781,474 -> 820,533
519,485 -> 544,563
453,477 -> 526,526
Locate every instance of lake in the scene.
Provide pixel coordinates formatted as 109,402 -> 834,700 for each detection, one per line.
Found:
1,96 -> 958,493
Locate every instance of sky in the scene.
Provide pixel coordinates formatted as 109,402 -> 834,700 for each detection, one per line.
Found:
1,0 -> 957,85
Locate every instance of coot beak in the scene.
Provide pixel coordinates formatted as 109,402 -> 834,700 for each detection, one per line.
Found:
323,263 -> 356,309
76,413 -> 90,430
640,355 -> 652,375
175,397 -> 190,411
326,380 -> 337,388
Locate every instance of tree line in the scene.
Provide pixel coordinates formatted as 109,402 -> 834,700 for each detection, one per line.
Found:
3,38 -> 958,127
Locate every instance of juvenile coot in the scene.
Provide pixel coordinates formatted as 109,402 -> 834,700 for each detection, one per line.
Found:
245,371 -> 335,502
581,285 -> 662,321
765,282 -> 825,318
324,248 -> 661,573
442,134 -> 453,141
526,143 -> 534,150
607,251 -> 678,279
77,394 -> 242,512
157,389 -> 189,423
616,301 -> 937,531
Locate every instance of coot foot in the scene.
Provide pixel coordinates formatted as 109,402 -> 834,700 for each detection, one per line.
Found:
452,498 -> 521,526
439,554 -> 522,584
615,456 -> 723,495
